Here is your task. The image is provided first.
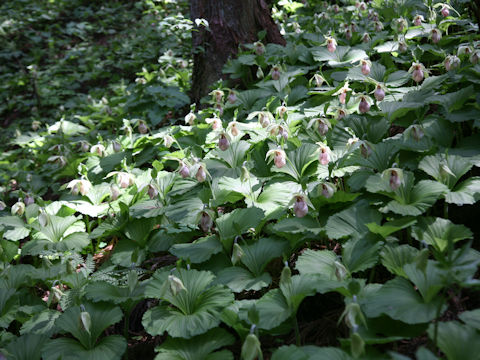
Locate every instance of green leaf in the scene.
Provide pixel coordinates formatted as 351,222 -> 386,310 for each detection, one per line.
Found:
362,277 -> 446,324
429,86 -> 475,112
216,207 -> 264,249
55,303 -> 123,349
280,274 -> 317,313
20,309 -> 60,337
255,289 -> 291,330
342,236 -> 382,273
427,321 -> 480,360
272,143 -> 318,182
215,267 -> 272,292
154,328 -> 234,360
325,201 -> 382,240
445,177 -> 480,205
124,217 -> 156,247
418,154 -> 473,189
240,237 -> 287,276
170,235 -> 222,264
4,334 -> 49,360
366,217 -> 417,239
381,180 -> 448,216
0,216 -> 29,241
459,309 -> 480,330
42,335 -> 126,360
296,249 -> 337,280
143,269 -> 233,338
208,140 -> 251,169
380,245 -> 418,277
403,261 -> 445,303
165,197 -> 204,227
84,279 -> 146,305
249,181 -> 301,218
312,46 -> 368,67
272,345 -> 352,360
412,217 -> 473,252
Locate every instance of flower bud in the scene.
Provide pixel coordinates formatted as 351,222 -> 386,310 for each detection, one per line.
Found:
24,194 -> 34,206
471,50 -> 480,64
196,166 -> 206,183
241,165 -> 250,182
351,332 -> 365,358
31,120 -> 41,131
231,242 -> 244,266
168,274 -> 187,295
274,150 -> 286,168
321,183 -> 335,198
339,91 -> 347,104
184,112 -> 196,126
398,41 -> 408,52
345,29 -> 352,40
112,141 -> 122,152
441,6 -> 449,17
278,125 -> 288,140
334,260 -> 348,281
67,179 -> 92,196
230,122 -> 239,137
319,146 -> 330,165
313,74 -> 324,87
361,60 -> 370,76
362,33 -> 370,43
38,209 -> 49,227
254,41 -> 265,55
444,55 -> 460,71
360,142 -> 372,158
80,141 -> 90,153
218,134 -> 230,151
110,185 -> 120,200
410,125 -> 424,141
117,172 -> 134,188
206,117 -> 222,130
431,29 -> 442,44
293,196 -> 308,218
199,211 -> 213,232
163,135 -> 174,148
317,119 -> 329,135
276,105 -> 288,118
80,311 -> 92,334
91,144 -> 105,157
389,169 -> 402,190
374,21 -> 383,32
327,37 -> 337,53
138,121 -> 148,134
358,97 -> 370,113
11,201 -> 25,216
413,14 -> 424,26
241,334 -> 262,360
227,91 -> 237,104
271,66 -> 281,80
374,85 -> 385,101
147,184 -> 158,199
178,162 -> 190,178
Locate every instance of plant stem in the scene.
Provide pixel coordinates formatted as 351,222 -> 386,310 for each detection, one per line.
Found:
293,315 -> 301,346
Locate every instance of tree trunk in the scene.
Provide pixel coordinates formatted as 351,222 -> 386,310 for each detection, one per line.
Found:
190,0 -> 285,105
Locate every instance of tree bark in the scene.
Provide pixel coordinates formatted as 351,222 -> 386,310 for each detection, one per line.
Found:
190,0 -> 285,105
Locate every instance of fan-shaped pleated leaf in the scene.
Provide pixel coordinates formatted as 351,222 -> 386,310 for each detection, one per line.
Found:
154,328 -> 234,360
169,235 -> 222,264
412,217 -> 473,252
325,201 -> 382,239
143,269 -> 233,338
362,277 -> 446,324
